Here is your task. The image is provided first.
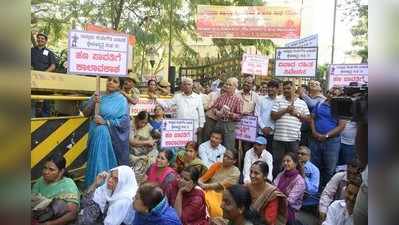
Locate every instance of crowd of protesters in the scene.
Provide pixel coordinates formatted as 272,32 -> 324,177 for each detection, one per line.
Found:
31,34 -> 367,225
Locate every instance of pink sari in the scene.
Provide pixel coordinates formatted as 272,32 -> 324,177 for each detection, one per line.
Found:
146,164 -> 179,205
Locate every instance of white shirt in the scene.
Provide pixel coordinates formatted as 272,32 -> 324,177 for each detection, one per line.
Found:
198,141 -> 226,168
237,90 -> 259,115
272,97 -> 310,142
341,121 -> 357,145
255,95 -> 277,133
243,148 -> 273,182
159,92 -> 206,131
322,200 -> 353,225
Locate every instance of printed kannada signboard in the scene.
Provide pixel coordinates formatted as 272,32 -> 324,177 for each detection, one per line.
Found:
241,54 -> 269,76
129,97 -> 177,116
285,34 -> 318,47
328,64 -> 368,88
161,119 -> 194,148
235,116 -> 258,142
275,47 -> 318,77
196,5 -> 301,39
67,30 -> 128,76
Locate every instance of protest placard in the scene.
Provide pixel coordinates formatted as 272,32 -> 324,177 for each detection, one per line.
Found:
275,47 -> 318,77
67,30 -> 128,76
235,116 -> 258,142
161,119 -> 194,148
285,34 -> 318,47
241,54 -> 269,76
328,64 -> 368,88
129,97 -> 177,116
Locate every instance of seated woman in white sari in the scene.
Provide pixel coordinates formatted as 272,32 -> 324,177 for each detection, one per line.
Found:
76,165 -> 138,225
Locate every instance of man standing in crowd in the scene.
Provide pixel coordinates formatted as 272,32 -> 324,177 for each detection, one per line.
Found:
309,87 -> 346,188
31,33 -> 57,72
255,79 -> 279,151
298,80 -> 326,146
211,77 -> 243,151
298,80 -> 326,111
237,76 -> 258,116
237,76 -> 258,152
31,33 -> 57,117
271,80 -> 310,176
158,77 -> 205,142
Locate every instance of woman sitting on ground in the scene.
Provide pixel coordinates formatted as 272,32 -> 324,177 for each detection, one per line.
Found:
211,184 -> 265,225
31,155 -> 79,225
145,148 -> 179,205
174,166 -> 209,225
129,111 -> 158,184
273,153 -> 306,225
247,161 -> 287,225
76,165 -> 138,225
184,141 -> 208,176
132,182 -> 182,225
198,149 -> 240,218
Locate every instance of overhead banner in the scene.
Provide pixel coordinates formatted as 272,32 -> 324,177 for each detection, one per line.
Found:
285,34 -> 318,47
235,116 -> 258,142
328,64 -> 368,88
196,5 -> 301,39
68,30 -> 128,76
275,47 -> 318,77
161,119 -> 194,148
241,54 -> 269,76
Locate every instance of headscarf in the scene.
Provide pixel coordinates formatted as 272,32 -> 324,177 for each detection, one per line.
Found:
93,166 -> 138,225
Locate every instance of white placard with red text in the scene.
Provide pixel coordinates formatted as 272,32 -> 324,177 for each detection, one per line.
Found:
67,30 -> 128,76
285,34 -> 318,48
161,119 -> 194,148
241,54 -> 269,76
275,47 -> 318,77
129,98 -> 176,116
328,64 -> 368,88
235,116 -> 258,142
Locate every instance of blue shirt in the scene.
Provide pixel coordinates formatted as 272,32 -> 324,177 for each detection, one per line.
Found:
303,161 -> 320,206
312,101 -> 338,134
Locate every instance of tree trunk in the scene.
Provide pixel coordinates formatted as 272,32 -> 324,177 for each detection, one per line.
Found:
112,0 -> 125,30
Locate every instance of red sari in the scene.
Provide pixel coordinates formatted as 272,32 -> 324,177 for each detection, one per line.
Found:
180,186 -> 209,225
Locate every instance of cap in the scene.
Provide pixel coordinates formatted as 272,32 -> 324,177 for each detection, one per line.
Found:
158,79 -> 171,87
255,136 -> 267,145
126,72 -> 139,84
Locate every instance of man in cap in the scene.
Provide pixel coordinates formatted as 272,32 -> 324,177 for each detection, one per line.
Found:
157,79 -> 171,96
121,70 -> 140,105
242,136 -> 273,183
31,33 -> 57,72
157,77 -> 205,142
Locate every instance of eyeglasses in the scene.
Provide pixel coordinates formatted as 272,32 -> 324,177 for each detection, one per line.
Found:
298,152 -> 307,155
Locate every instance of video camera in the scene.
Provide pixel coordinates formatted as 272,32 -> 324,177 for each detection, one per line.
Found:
330,82 -> 368,123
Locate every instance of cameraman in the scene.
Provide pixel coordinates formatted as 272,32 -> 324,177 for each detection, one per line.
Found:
309,87 -> 346,189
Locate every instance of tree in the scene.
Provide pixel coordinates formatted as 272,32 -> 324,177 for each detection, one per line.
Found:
340,0 -> 368,62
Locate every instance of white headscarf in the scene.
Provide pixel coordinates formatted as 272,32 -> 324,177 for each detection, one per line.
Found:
93,166 -> 138,225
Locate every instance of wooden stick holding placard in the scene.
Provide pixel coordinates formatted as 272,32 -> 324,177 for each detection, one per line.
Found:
95,75 -> 100,116
238,140 -> 243,170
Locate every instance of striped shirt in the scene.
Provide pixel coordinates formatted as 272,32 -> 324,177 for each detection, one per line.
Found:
272,97 -> 310,142
212,93 -> 243,122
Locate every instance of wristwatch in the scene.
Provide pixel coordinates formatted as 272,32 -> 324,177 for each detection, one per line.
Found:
325,134 -> 330,139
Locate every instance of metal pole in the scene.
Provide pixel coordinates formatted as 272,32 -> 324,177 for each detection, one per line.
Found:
168,0 -> 173,76
331,0 -> 338,64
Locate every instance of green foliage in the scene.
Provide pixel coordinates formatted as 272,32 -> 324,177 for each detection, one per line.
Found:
340,0 -> 368,62
31,0 -> 275,76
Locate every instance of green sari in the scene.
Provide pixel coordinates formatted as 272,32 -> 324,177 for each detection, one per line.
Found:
32,177 -> 80,206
